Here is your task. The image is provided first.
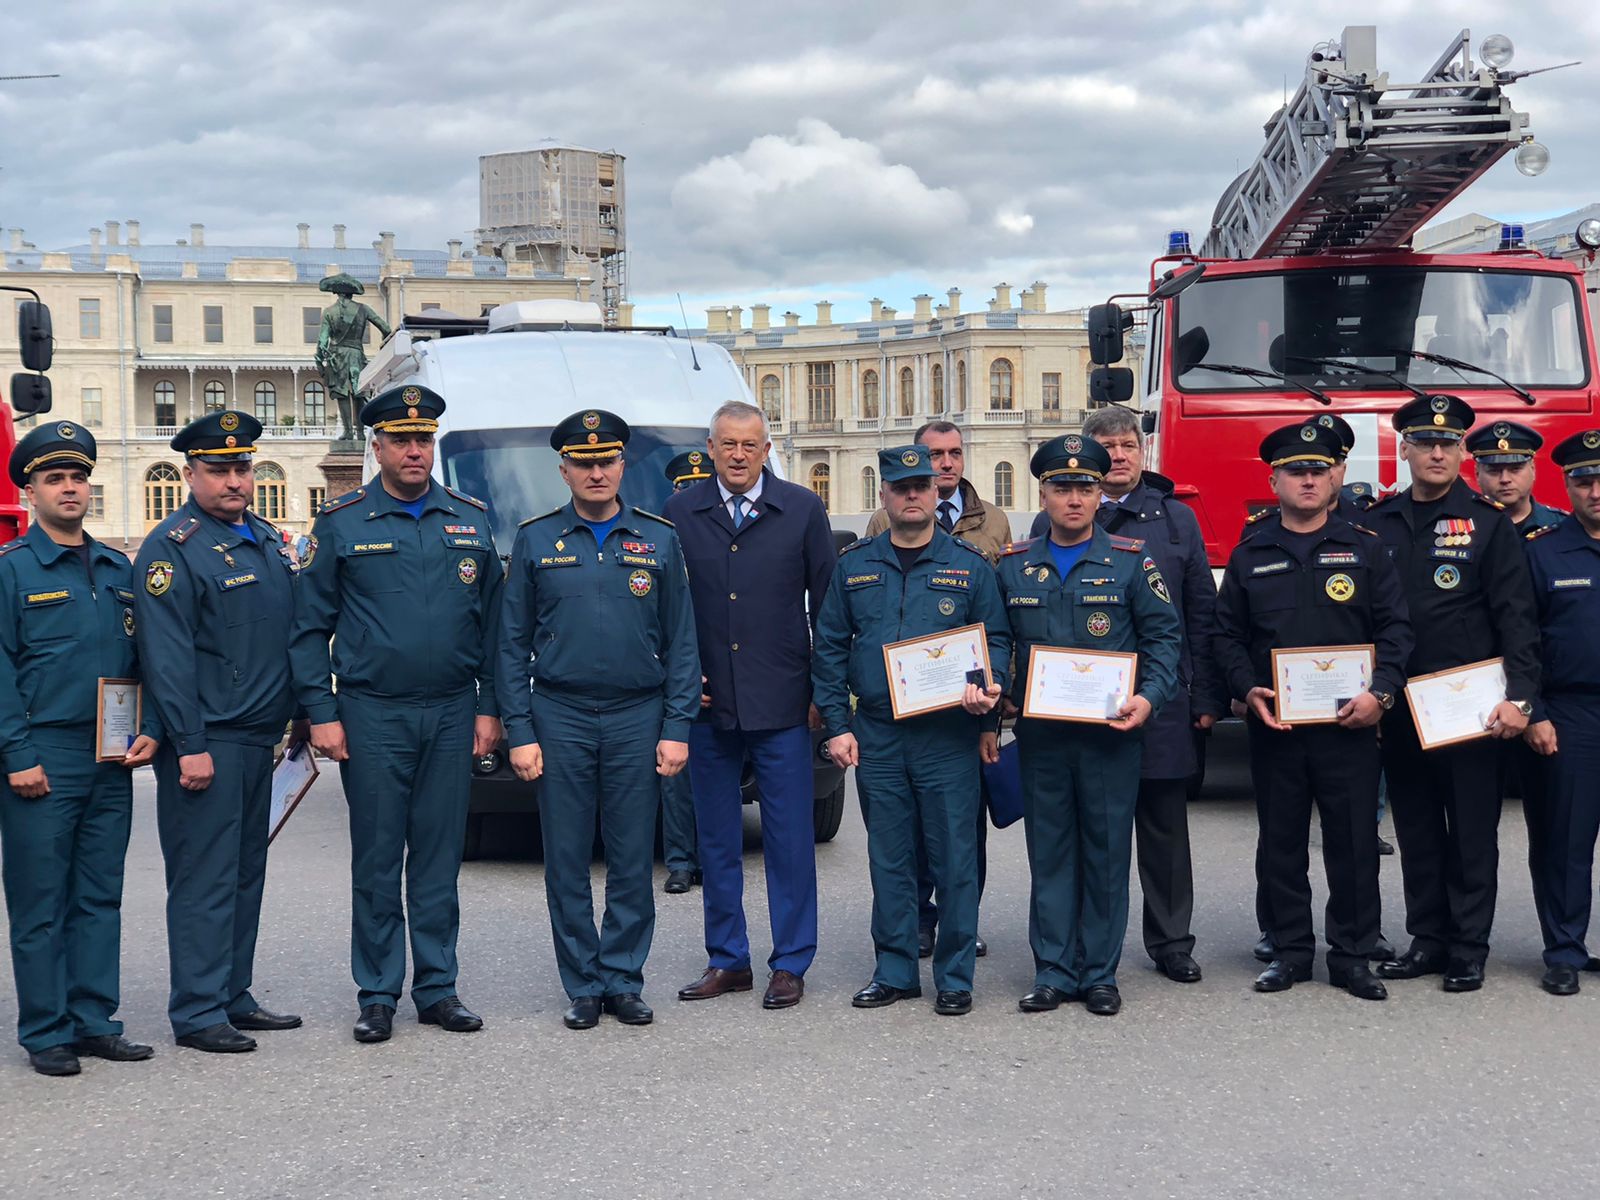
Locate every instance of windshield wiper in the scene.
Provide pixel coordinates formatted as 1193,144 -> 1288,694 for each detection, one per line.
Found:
1191,361 -> 1332,405
1392,348 -> 1537,406
1281,353 -> 1429,400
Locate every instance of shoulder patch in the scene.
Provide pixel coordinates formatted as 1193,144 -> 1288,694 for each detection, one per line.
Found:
1471,492 -> 1506,510
1244,509 -> 1272,525
1002,538 -> 1037,557
1109,535 -> 1146,553
950,535 -> 987,558
0,538 -> 24,558
840,537 -> 873,555
167,517 -> 200,544
1526,524 -> 1560,541
518,506 -> 566,529
630,506 -> 673,527
1365,491 -> 1398,509
1349,524 -> 1378,537
445,485 -> 487,511
319,487 -> 366,515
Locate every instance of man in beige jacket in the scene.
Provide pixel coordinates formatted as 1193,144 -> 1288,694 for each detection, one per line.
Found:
863,420 -> 1013,957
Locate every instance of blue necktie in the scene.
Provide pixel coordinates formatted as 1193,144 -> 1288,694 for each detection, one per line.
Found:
732,495 -> 748,528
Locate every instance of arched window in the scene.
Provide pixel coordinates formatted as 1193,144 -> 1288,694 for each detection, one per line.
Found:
861,465 -> 877,511
989,358 -> 1014,410
861,369 -> 879,419
809,463 -> 831,511
759,374 -> 781,417
253,461 -> 286,521
303,381 -> 326,426
153,380 -> 177,428
254,380 -> 277,425
930,363 -> 945,414
898,366 -> 915,416
144,463 -> 182,528
994,461 -> 1015,509
956,359 -> 967,412
203,380 -> 226,413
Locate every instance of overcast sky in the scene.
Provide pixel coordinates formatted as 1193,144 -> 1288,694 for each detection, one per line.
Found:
3,2 -> 1597,326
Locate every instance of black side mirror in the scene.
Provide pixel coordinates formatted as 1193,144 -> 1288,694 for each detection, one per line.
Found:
1088,303 -> 1133,365
1140,410 -> 1157,435
9,373 -> 52,415
1151,263 -> 1206,301
1089,366 -> 1135,406
17,301 -> 53,373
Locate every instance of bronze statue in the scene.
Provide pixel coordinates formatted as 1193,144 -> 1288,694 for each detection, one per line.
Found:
315,274 -> 392,441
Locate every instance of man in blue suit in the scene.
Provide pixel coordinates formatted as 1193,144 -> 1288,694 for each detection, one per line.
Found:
663,401 -> 836,1010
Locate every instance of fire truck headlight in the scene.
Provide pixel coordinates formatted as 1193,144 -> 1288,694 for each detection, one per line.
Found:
1576,219 -> 1600,251
1514,141 -> 1550,177
1481,34 -> 1515,71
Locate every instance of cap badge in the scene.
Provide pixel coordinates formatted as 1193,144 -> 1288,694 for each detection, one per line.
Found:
1300,426 -> 1317,442
1318,415 -> 1334,428
1585,431 -> 1600,450
1064,435 -> 1082,453
587,432 -> 599,445
402,386 -> 421,404
1430,396 -> 1449,413
57,423 -> 74,438
688,451 -> 702,465
1067,457 -> 1079,469
583,412 -> 601,430
407,406 -> 418,419
901,449 -> 920,467
1493,422 -> 1510,438
1433,414 -> 1446,426
219,412 -> 240,432
224,435 -> 237,448
1498,439 -> 1509,451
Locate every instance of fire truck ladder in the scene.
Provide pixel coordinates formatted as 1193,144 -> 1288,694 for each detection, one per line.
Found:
1202,26 -> 1535,259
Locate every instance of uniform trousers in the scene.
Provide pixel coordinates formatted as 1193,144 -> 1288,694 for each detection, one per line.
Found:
1522,695 -> 1600,969
1246,721 -> 1381,971
854,711 -> 980,993
1135,777 -> 1198,961
916,803 -> 988,935
1381,702 -> 1504,964
660,769 -> 699,876
338,688 -> 475,1012
533,689 -> 662,999
0,738 -> 132,1051
155,738 -> 273,1037
1018,719 -> 1142,992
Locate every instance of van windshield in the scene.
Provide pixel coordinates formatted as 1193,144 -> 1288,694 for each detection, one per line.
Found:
440,425 -> 707,553
1173,266 -> 1589,392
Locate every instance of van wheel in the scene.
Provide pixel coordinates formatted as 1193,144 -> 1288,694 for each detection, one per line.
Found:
813,777 -> 846,843
462,813 -> 487,862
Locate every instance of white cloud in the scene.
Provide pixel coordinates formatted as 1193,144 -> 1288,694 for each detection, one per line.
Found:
717,51 -> 908,97
995,209 -> 1035,236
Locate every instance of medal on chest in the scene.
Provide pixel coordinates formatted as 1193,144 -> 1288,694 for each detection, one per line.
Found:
1434,518 -> 1474,548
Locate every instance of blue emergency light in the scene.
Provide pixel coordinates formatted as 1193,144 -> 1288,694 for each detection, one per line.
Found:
1167,230 -> 1193,255
1499,223 -> 1526,249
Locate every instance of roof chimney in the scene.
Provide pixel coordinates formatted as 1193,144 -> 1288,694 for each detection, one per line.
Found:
882,306 -> 897,321
727,305 -> 743,331
105,220 -> 120,246
379,230 -> 396,257
617,301 -> 634,328
190,223 -> 205,247
869,298 -> 884,321
706,306 -> 728,334
126,220 -> 140,247
7,229 -> 21,252
1030,280 -> 1048,311
946,287 -> 962,316
815,301 -> 833,326
89,227 -> 102,253
991,282 -> 1012,311
784,311 -> 801,328
913,294 -> 933,319
297,222 -> 310,249
447,238 -> 462,260
333,223 -> 347,250
935,304 -> 950,319
751,303 -> 770,331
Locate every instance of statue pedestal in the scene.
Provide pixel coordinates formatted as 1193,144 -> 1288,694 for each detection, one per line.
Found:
317,440 -> 367,500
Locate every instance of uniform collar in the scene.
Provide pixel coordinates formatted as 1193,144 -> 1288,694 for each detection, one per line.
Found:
22,522 -> 120,567
183,497 -> 269,551
1394,477 -> 1478,523
554,499 -> 646,539
1027,526 -> 1116,577
866,526 -> 961,571
363,479 -> 453,520
1257,513 -> 1357,552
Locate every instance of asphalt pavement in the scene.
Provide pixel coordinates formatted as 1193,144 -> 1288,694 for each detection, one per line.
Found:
2,727 -> 1597,1199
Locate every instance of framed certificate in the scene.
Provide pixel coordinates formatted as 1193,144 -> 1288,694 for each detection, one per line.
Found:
269,739 -> 320,844
1405,657 -> 1507,751
882,623 -> 993,720
96,678 -> 141,762
1271,645 -> 1376,725
1022,646 -> 1139,723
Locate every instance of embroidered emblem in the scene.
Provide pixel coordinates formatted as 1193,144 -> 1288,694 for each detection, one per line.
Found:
1434,563 -> 1461,590
123,607 -> 135,637
1149,572 -> 1171,604
1300,425 -> 1317,442
1317,414 -> 1335,429
688,451 -> 703,465
1493,422 -> 1510,438
1064,435 -> 1082,453
458,557 -> 478,584
218,572 -> 258,589
1430,396 -> 1449,413
145,561 -> 174,596
57,422 -> 75,438
302,535 -> 317,568
900,449 -> 920,467
1586,431 -> 1600,450
554,539 -> 565,551
1087,611 -> 1112,637
1324,572 -> 1355,602
583,411 -> 601,430
937,597 -> 956,616
1035,566 -> 1049,583
628,568 -> 653,596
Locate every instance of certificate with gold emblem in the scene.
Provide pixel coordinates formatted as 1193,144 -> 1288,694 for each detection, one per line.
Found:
1022,646 -> 1139,722
1405,657 -> 1507,750
95,678 -> 141,762
882,623 -> 993,720
269,737 -> 320,844
1270,645 -> 1375,725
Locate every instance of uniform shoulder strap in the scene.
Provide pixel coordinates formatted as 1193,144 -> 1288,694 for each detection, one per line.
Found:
518,506 -> 565,529
0,537 -> 24,558
319,487 -> 366,515
1109,534 -> 1146,552
167,516 -> 201,544
1001,538 -> 1037,557
839,537 -> 873,555
1471,491 -> 1506,511
444,485 -> 487,510
630,505 -> 673,527
1525,523 -> 1560,542
1244,509 -> 1272,526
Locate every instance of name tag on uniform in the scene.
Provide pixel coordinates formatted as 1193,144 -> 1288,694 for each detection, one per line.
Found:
844,572 -> 882,588
618,554 -> 661,568
1076,591 -> 1125,605
1315,551 -> 1359,567
537,555 -> 581,567
1251,560 -> 1292,576
928,574 -> 969,590
443,535 -> 487,550
111,587 -> 135,604
1007,595 -> 1043,607
1429,547 -> 1473,562
1551,577 -> 1593,590
217,572 -> 259,590
24,588 -> 71,606
350,542 -> 396,555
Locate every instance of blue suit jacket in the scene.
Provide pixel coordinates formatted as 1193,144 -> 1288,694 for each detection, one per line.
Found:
663,469 -> 836,732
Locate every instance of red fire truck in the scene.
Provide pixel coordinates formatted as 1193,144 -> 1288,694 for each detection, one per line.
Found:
1,292 -> 55,540
1089,26 -> 1599,567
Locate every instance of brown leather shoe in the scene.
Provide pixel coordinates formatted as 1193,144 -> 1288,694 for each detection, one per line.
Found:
762,970 -> 804,1009
677,966 -> 754,1001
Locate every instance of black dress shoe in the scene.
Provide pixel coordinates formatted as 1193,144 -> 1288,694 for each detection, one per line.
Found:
1542,965 -> 1581,996
563,996 -> 601,1030
1442,960 -> 1484,993
1252,933 -> 1275,963
1084,985 -> 1122,1015
353,1005 -> 393,1043
418,996 -> 482,1031
1254,960 -> 1313,992
230,1007 -> 302,1032
975,935 -> 988,958
1019,984 -> 1074,1012
934,990 -> 973,1015
664,870 -> 693,894
851,981 -> 922,1008
602,993 -> 653,1025
1376,834 -> 1395,856
917,927 -> 934,959
28,1046 -> 81,1076
1159,952 -> 1202,983
1368,934 -> 1397,962
73,1034 -> 154,1061
1585,955 -> 1600,973
176,1023 -> 256,1053
1328,962 -> 1388,1000
1376,947 -> 1447,980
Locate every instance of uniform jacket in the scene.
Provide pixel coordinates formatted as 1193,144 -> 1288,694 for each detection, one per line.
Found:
1365,478 -> 1540,701
133,499 -> 298,754
867,477 -> 1011,563
1523,517 -> 1600,720
288,479 -> 503,723
662,469 -> 835,733
0,525 -> 161,772
812,529 -> 1010,738
1517,499 -> 1567,539
994,526 -> 1182,719
1213,512 -> 1414,705
496,501 -> 699,748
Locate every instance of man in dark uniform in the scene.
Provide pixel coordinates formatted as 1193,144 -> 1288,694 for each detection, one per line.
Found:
1366,394 -> 1541,992
289,384 -> 504,1044
813,445 -> 1008,1017
0,424 -> 161,1075
497,410 -> 699,1030
1520,429 -> 1600,995
1465,419 -> 1565,537
134,411 -> 302,1052
657,450 -> 709,895
1214,422 -> 1413,999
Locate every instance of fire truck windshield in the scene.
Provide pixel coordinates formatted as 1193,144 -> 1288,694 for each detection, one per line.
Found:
1173,266 -> 1589,393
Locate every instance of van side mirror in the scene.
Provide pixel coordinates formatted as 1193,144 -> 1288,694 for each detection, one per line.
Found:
1088,303 -> 1133,365
9,373 -> 52,416
1140,410 -> 1157,435
17,301 -> 53,373
1088,366 -> 1135,406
